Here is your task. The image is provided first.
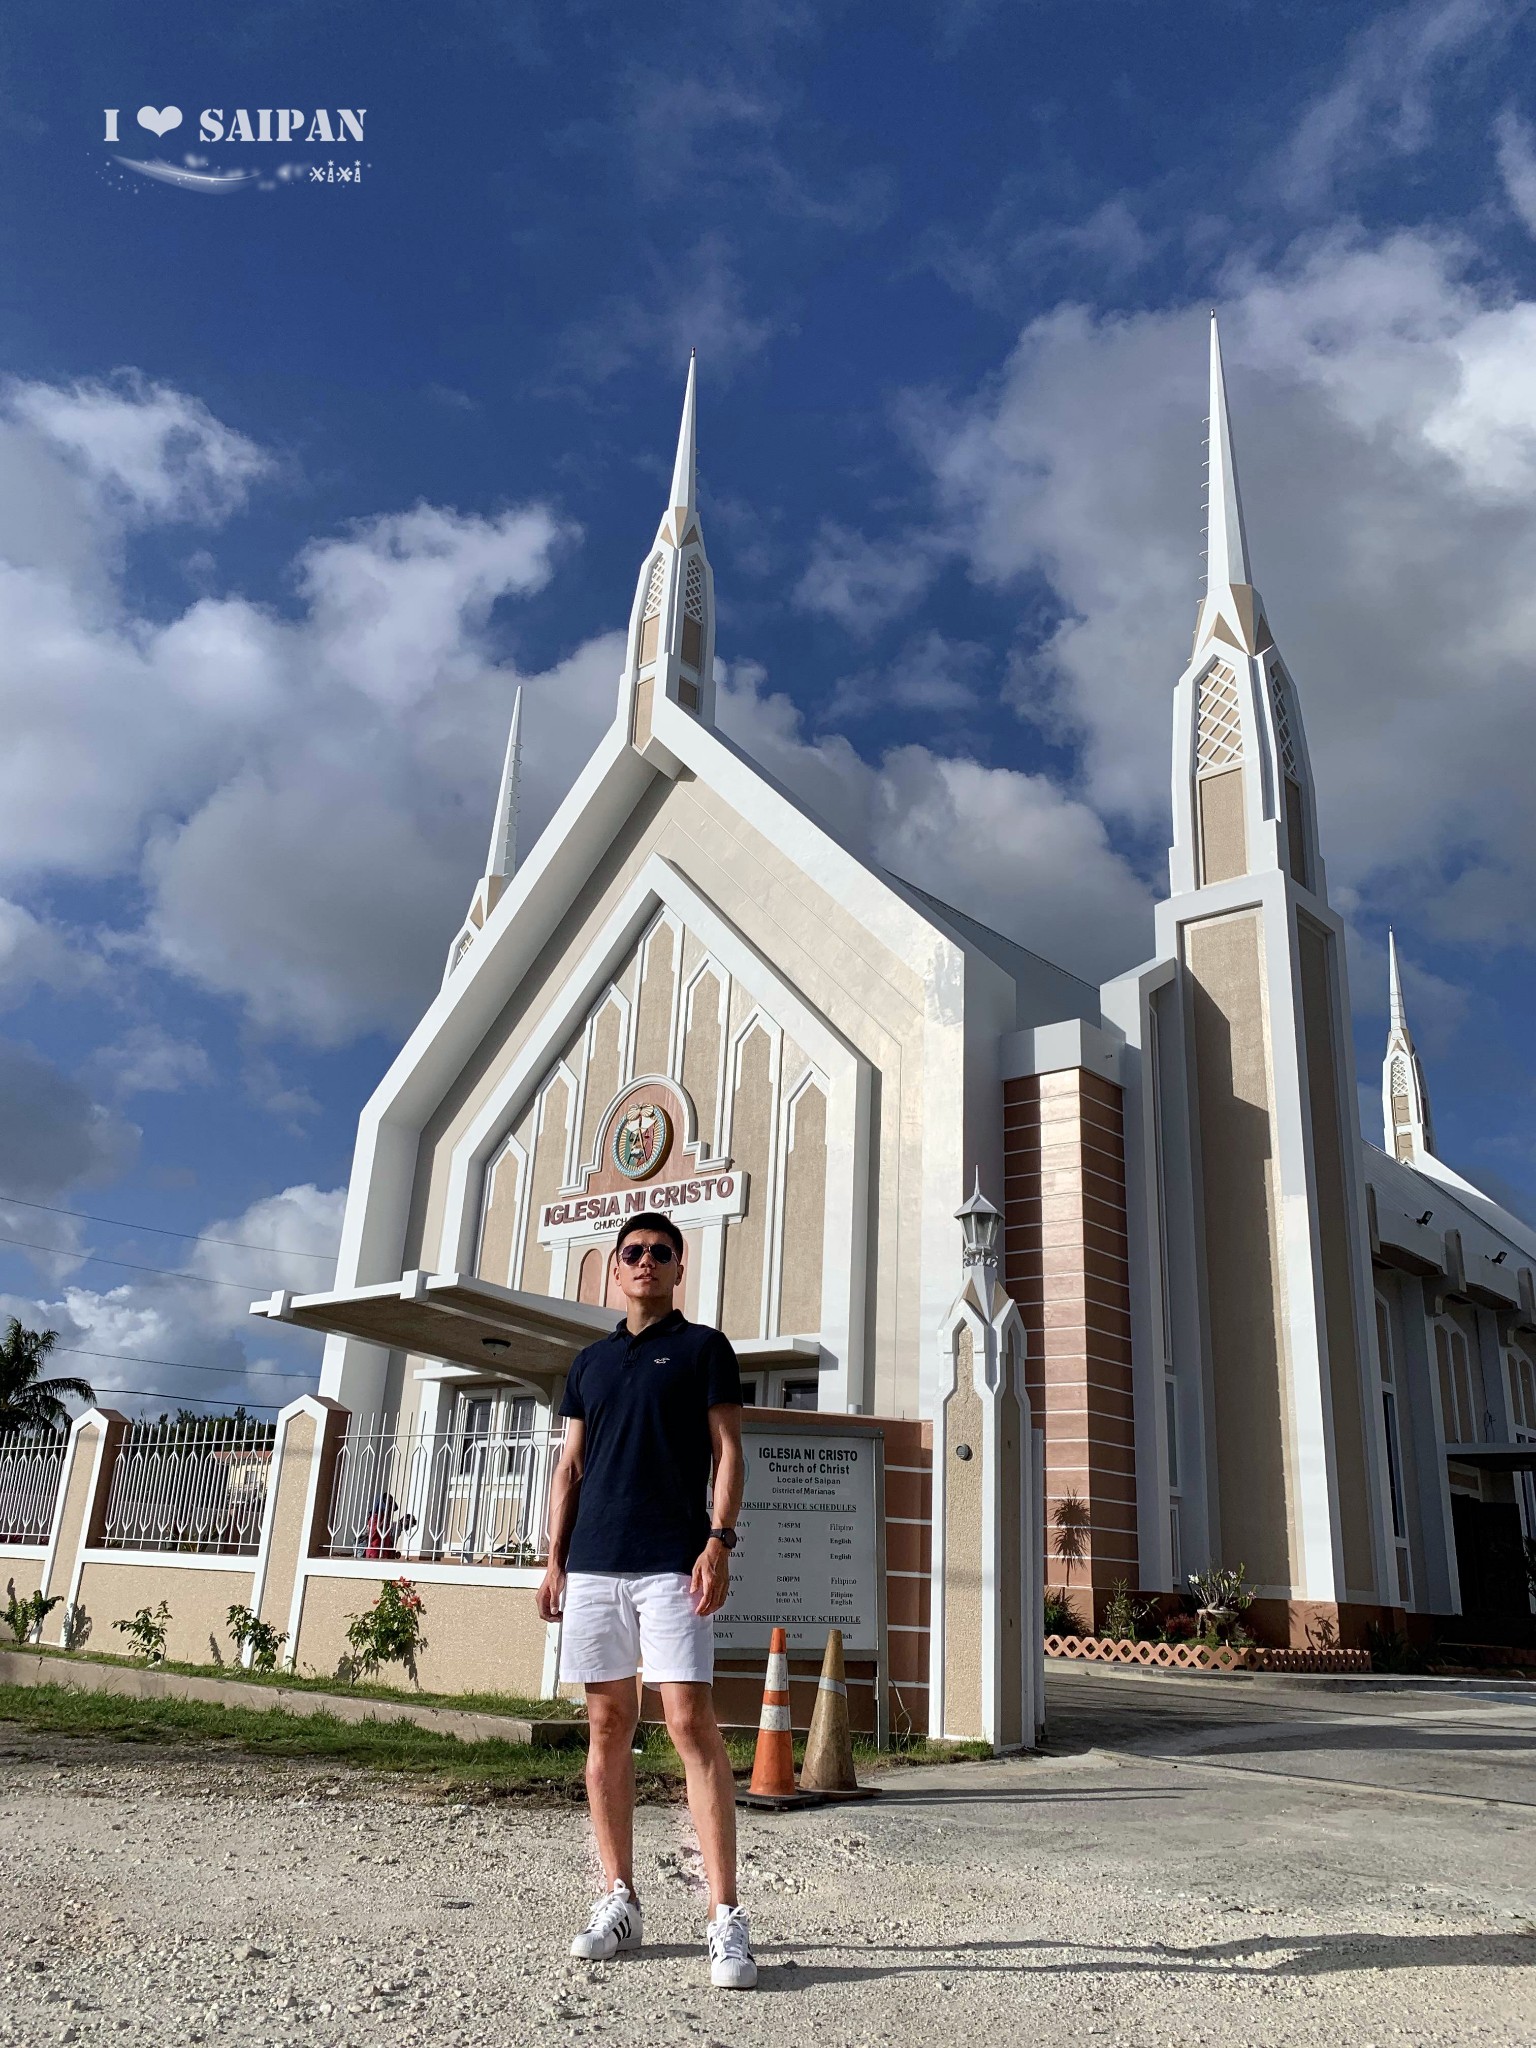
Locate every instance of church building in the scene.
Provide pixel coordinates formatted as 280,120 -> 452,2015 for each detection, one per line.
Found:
254,324 -> 1536,1669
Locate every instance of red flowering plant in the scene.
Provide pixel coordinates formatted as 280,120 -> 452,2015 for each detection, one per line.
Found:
342,1577 -> 428,1685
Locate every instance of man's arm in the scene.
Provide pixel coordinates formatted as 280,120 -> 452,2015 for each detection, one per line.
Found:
536,1418 -> 585,1622
691,1403 -> 744,1618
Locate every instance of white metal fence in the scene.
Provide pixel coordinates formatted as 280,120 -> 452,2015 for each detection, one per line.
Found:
324,1414 -> 565,1566
0,1431 -> 66,1543
101,1420 -> 275,1555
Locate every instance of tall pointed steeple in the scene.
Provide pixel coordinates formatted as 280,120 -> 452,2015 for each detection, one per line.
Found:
618,356 -> 717,754
443,687 -> 526,983
1383,928 -> 1435,1163
1204,313 -> 1251,597
485,686 -> 522,881
1153,317 -> 1395,1617
1170,312 -> 1322,903
665,350 -> 698,543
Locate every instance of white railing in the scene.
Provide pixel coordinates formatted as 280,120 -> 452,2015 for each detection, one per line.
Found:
0,1432 -> 66,1544
101,1420 -> 274,1555
323,1415 -> 565,1566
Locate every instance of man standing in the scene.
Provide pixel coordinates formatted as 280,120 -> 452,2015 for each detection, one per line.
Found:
537,1211 -> 757,1990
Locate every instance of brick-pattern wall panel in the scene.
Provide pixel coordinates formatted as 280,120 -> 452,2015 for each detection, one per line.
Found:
1004,1068 -> 1137,1620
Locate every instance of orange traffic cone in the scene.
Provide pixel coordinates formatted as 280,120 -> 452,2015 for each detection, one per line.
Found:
737,1627 -> 825,1810
799,1628 -> 875,1800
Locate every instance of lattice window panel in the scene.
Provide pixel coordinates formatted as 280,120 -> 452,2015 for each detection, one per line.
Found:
1391,1056 -> 1409,1099
641,554 -> 667,620
1196,663 -> 1243,772
1270,667 -> 1298,775
684,555 -> 705,622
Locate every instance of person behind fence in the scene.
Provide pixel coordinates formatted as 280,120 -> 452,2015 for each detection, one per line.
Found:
363,1491 -> 414,1560
537,1210 -> 755,1991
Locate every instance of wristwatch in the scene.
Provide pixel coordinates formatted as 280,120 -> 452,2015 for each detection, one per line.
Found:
708,1526 -> 738,1551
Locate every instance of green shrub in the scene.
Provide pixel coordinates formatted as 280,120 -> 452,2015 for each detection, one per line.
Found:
1102,1578 -> 1155,1642
4,1587 -> 61,1644
113,1601 -> 171,1664
1043,1591 -> 1084,1636
342,1578 -> 427,1684
226,1603 -> 288,1672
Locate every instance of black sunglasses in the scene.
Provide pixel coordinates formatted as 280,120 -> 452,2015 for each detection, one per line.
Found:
616,1240 -> 677,1267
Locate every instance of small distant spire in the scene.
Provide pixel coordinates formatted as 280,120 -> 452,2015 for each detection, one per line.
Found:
1388,926 -> 1408,1035
486,686 -> 522,880
665,352 -> 698,536
1205,313 -> 1251,594
1382,924 -> 1435,1161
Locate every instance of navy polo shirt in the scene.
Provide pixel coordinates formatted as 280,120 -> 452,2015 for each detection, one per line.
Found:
559,1309 -> 742,1575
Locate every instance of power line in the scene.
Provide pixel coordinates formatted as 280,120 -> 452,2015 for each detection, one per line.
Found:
0,1234 -> 271,1292
0,1191 -> 337,1262
102,1389 -> 284,1412
55,1345 -> 316,1384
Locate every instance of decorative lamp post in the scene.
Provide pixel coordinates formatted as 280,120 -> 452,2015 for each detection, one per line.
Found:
956,1169 -> 1002,1269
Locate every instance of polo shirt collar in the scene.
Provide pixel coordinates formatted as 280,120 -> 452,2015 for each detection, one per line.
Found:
611,1307 -> 686,1345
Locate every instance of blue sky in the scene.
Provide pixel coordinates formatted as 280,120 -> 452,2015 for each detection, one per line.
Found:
3,0 -> 1536,1418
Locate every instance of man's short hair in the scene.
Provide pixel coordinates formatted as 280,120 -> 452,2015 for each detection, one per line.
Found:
613,1211 -> 684,1259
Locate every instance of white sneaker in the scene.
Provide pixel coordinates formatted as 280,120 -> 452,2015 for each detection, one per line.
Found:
706,1904 -> 757,1989
569,1882 -> 644,1960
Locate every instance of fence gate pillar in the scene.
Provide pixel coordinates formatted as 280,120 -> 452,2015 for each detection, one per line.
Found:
247,1396 -> 349,1670
928,1239 -> 1037,1749
37,1408 -> 129,1645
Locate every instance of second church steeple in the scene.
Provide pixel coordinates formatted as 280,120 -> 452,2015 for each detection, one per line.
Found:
619,354 -> 717,749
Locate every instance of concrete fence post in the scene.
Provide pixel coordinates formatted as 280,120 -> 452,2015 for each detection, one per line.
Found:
246,1395 -> 350,1670
36,1407 -> 130,1645
929,1275 -> 1036,1750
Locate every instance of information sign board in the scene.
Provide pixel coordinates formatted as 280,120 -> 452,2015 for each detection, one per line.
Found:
714,1425 -> 881,1656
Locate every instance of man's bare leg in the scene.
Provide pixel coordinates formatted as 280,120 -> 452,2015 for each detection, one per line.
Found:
584,1679 -> 641,1896
660,1681 -> 738,1911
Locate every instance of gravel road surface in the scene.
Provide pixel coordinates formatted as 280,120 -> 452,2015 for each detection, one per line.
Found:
1,1669 -> 1532,2047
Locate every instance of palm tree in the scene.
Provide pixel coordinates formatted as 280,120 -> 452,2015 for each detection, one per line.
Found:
0,1321 -> 94,1433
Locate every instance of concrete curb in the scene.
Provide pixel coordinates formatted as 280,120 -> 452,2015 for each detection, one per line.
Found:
0,1648 -> 587,1747
1046,1657 -> 1536,1695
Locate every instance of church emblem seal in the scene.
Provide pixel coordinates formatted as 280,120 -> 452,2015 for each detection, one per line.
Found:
612,1101 -> 671,1180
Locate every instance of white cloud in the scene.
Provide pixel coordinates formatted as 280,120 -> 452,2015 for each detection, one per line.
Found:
827,630 -> 989,721
88,1025 -> 213,1097
0,1038 -> 138,1207
0,374 -> 609,1043
0,1182 -> 343,1421
0,898 -> 97,1008
795,523 -> 950,636
1276,0 -> 1499,208
910,228 -> 1536,955
4,370 -> 272,526
1495,106 -> 1536,235
718,664 -> 1153,983
561,235 -> 779,383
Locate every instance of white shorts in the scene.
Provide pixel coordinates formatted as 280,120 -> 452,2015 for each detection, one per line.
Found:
559,1571 -> 714,1686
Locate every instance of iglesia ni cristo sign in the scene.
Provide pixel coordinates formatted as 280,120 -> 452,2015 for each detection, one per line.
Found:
537,1170 -> 748,1246
715,1425 -> 881,1656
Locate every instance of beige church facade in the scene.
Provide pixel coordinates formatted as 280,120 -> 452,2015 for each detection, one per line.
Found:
253,329 -> 1536,1693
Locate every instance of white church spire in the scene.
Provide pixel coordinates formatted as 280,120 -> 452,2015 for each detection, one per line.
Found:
444,686 -> 526,983
1204,312 -> 1251,596
665,350 -> 699,542
1383,928 -> 1435,1163
1170,313 -> 1323,903
619,356 -> 717,748
485,685 -> 522,880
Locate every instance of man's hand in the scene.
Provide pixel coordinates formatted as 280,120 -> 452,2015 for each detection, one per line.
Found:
536,1560 -> 567,1623
690,1540 -> 730,1617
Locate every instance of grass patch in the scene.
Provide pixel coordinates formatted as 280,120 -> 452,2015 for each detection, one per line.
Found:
7,1642 -> 573,1722
0,1680 -> 994,1797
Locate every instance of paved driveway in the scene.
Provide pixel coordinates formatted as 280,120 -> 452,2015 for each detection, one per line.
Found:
1,1667 -> 1532,2047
